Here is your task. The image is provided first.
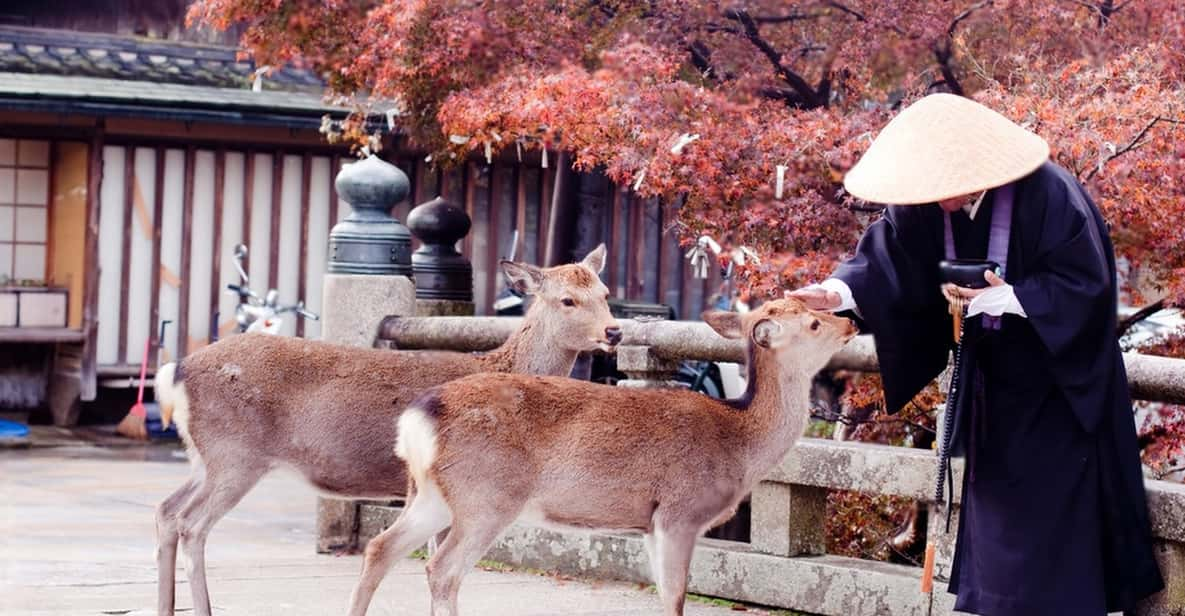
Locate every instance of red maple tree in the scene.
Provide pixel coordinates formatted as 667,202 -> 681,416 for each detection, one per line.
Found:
191,0 -> 1185,514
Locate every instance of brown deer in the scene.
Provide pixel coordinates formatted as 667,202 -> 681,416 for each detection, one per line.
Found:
151,245 -> 620,616
346,298 -> 856,616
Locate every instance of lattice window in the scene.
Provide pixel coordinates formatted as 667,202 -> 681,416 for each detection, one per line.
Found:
0,139 -> 51,284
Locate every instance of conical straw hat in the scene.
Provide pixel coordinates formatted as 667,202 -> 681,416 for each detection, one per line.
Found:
843,93 -> 1050,205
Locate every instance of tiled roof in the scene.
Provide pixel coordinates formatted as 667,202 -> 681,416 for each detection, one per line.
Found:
0,72 -> 338,115
0,25 -> 323,92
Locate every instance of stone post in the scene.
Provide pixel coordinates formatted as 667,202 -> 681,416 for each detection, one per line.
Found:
316,155 -> 416,553
615,345 -> 682,389
750,481 -> 828,557
1139,541 -> 1185,616
407,196 -> 474,317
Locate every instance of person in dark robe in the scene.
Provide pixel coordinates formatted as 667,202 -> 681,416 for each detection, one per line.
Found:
789,93 -> 1164,615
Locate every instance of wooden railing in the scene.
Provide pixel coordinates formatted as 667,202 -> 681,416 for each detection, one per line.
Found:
362,315 -> 1185,616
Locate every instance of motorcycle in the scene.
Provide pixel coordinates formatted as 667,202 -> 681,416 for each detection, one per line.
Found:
223,244 -> 320,335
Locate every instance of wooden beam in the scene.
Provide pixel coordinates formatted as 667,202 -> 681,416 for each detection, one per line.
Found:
80,121 -> 104,401
543,151 -> 569,267
486,164 -> 501,309
414,158 -> 434,205
242,150 -> 255,278
537,167 -> 551,265
462,164 -> 476,260
328,153 -> 341,225
44,140 -> 58,285
209,149 -> 226,340
399,156 -> 415,223
148,147 -> 164,366
117,145 -> 135,363
629,195 -> 645,299
102,132 -> 348,154
297,153 -> 311,338
177,146 -> 195,356
609,186 -> 622,296
514,164 -> 527,262
268,151 -> 283,289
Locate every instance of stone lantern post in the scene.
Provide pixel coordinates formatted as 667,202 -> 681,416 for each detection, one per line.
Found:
318,155 -> 417,347
327,155 -> 413,276
316,154 -> 417,552
407,196 -> 474,316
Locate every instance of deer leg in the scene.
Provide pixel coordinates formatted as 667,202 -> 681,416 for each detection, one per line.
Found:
643,532 -> 663,590
426,511 -> 517,616
155,472 -> 202,616
346,481 -> 451,616
652,524 -> 700,616
404,475 -> 448,558
176,463 -> 267,616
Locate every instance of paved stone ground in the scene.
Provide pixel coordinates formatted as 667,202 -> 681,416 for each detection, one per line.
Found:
0,443 -> 787,616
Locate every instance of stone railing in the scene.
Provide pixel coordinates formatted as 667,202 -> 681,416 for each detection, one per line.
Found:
348,316 -> 1185,616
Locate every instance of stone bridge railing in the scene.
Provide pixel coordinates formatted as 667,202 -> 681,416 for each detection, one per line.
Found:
320,315 -> 1185,616
367,316 -> 1185,615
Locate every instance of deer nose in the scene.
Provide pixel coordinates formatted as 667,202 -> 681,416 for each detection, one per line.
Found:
605,326 -> 623,346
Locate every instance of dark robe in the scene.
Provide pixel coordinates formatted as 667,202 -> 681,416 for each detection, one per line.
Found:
833,162 -> 1164,615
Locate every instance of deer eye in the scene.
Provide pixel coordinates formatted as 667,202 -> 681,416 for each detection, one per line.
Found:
562,298 -> 577,307
810,319 -> 821,331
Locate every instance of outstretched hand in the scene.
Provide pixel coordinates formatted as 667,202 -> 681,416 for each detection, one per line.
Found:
784,287 -> 842,311
942,269 -> 1005,303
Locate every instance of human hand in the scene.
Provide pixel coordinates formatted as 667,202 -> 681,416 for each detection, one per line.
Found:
784,287 -> 842,311
942,270 -> 1005,302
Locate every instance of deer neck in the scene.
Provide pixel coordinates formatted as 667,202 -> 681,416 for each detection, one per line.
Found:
480,309 -> 579,376
735,348 -> 814,477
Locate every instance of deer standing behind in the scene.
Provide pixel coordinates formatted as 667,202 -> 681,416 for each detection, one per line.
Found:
345,298 -> 857,616
151,245 -> 620,616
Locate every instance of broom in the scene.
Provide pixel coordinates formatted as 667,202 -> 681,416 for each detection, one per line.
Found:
115,338 -> 151,441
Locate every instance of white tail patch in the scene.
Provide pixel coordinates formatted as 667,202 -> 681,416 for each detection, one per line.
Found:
396,408 -> 439,485
155,362 -> 190,440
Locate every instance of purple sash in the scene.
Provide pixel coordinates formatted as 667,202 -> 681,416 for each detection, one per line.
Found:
943,183 -> 1014,329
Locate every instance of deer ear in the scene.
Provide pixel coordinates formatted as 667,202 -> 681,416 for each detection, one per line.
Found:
752,319 -> 783,349
580,243 -> 607,275
703,311 -> 743,339
501,261 -> 545,295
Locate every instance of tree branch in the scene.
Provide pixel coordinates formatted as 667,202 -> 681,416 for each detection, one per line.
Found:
1117,298 -> 1167,338
811,408 -> 936,435
821,1 -> 868,22
931,1 -> 992,96
847,201 -> 886,214
1083,116 -> 1185,182
750,11 -> 825,23
949,0 -> 992,38
931,38 -> 964,96
724,8 -> 823,108
688,40 -> 733,82
1155,465 -> 1185,480
815,35 -> 845,106
824,0 -> 911,36
757,85 -> 809,106
1058,0 -> 1130,26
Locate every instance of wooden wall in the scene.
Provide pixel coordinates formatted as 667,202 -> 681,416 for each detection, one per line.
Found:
95,143 -> 346,370
385,151 -> 726,321
78,137 -> 720,371
50,142 -> 88,328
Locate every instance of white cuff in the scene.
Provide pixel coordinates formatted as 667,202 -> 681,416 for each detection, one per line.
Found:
966,284 -> 1027,318
803,278 -> 859,314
